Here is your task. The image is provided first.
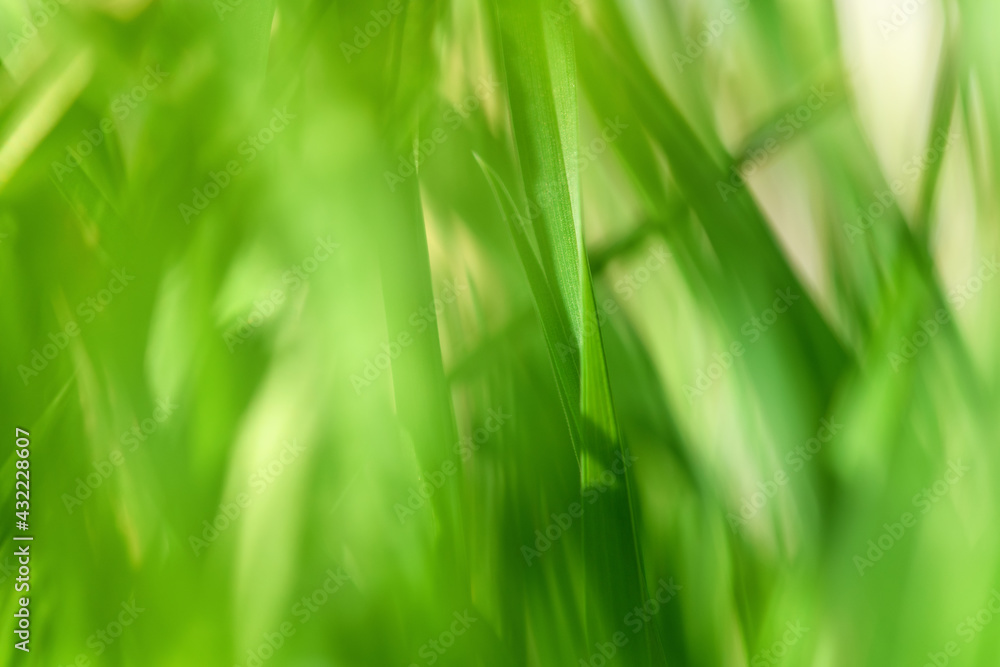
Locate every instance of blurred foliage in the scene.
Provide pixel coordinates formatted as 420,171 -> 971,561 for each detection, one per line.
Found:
0,0 -> 999,665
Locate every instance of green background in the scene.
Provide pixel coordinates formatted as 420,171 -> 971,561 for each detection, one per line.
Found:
1,0 -> 999,665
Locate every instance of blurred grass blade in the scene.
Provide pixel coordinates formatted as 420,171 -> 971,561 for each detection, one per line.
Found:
489,0 -> 658,661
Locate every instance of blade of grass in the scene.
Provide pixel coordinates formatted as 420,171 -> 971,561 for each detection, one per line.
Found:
487,0 -> 659,661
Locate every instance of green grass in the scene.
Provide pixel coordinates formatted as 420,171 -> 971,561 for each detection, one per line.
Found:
1,0 -> 999,665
